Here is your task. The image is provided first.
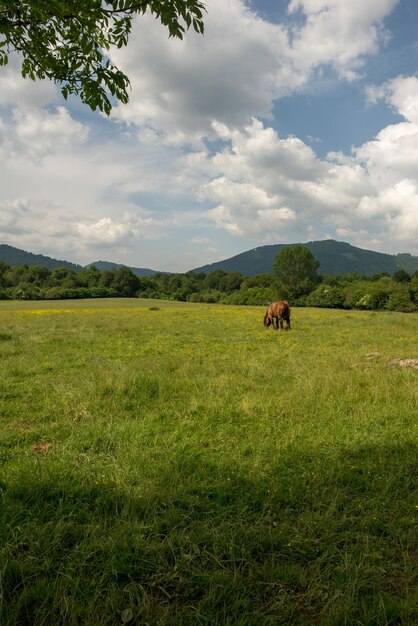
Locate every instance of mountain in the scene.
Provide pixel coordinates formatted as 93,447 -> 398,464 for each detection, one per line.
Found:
191,240 -> 418,277
0,245 -> 160,276
88,260 -> 160,276
0,244 -> 82,272
2,240 -> 418,278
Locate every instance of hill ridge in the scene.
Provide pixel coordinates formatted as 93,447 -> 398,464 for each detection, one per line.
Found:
1,240 -> 418,277
0,244 -> 82,272
191,240 -> 418,276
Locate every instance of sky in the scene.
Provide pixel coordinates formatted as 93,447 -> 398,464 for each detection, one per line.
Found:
0,0 -> 418,272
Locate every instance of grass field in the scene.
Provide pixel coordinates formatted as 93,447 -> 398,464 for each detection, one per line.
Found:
0,298 -> 416,625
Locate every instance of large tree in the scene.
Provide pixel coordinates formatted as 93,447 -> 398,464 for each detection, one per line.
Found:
273,245 -> 320,301
0,1 -> 206,113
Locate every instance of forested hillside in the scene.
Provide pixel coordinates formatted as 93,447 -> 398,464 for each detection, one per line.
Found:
2,240 -> 418,277
0,244 -> 81,272
192,240 -> 418,276
87,260 -> 159,276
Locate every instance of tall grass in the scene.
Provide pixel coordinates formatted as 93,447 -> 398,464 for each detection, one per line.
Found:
0,299 -> 416,625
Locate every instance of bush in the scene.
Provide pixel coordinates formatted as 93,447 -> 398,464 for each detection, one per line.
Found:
188,290 -> 223,303
343,279 -> 416,312
409,277 -> 418,304
41,287 -> 62,299
7,286 -> 39,300
343,280 -> 390,310
305,285 -> 344,308
343,283 -> 369,309
222,287 -> 276,306
385,292 -> 417,312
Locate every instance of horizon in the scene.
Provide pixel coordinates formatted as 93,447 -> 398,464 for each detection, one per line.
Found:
1,1 -> 418,271
2,238 -> 417,274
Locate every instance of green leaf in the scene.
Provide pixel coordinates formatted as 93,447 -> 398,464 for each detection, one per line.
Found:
0,1 -> 206,113
121,608 -> 133,623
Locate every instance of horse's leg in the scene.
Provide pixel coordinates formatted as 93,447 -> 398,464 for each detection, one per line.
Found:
279,317 -> 283,330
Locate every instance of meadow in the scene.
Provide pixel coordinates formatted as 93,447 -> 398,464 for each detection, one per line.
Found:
0,298 -> 416,625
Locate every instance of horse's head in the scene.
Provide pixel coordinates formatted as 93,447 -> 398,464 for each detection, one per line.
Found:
264,313 -> 271,328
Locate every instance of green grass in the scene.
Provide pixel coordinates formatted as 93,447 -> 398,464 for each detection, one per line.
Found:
0,299 -> 416,625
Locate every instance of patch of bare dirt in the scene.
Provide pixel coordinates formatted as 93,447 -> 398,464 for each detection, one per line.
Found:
32,441 -> 53,455
388,358 -> 418,370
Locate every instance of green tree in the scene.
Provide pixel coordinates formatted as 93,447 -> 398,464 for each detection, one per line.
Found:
77,265 -> 101,288
0,1 -> 206,114
219,272 -> 243,294
49,267 -> 78,286
2,264 -> 30,287
111,266 -> 140,297
26,265 -> 50,285
273,245 -> 320,301
393,269 -> 410,283
0,261 -> 11,288
99,269 -> 115,288
409,276 -> 418,304
372,272 -> 390,281
240,274 -> 274,290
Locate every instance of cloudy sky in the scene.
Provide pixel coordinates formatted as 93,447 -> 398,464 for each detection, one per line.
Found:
1,0 -> 418,271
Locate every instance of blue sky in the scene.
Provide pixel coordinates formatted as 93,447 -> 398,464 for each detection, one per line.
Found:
0,0 -> 418,271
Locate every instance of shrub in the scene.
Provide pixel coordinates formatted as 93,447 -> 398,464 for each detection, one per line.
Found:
188,290 -> 223,303
222,287 -> 276,306
385,292 -> 417,312
344,280 -> 391,310
409,277 -> 418,304
42,287 -> 63,300
305,285 -> 344,308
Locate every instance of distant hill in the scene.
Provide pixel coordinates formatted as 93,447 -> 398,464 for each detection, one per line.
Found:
0,245 -> 161,276
2,241 -> 417,278
88,260 -> 160,276
0,244 -> 82,272
191,240 -> 418,277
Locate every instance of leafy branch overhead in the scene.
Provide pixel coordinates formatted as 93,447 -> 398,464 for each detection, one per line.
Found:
0,1 -> 206,114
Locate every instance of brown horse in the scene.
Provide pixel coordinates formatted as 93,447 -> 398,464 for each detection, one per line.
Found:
264,301 -> 291,330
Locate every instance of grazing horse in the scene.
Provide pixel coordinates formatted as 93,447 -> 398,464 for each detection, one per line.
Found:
264,301 -> 291,330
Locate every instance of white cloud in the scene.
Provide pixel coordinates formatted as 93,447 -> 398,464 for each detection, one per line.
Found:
287,0 -> 398,79
0,0 -> 416,269
200,119 -> 341,237
257,207 -> 296,222
75,217 -> 133,245
194,109 -> 418,251
366,74 -> 418,123
0,60 -> 89,164
108,0 -> 399,146
110,0 -> 295,142
74,212 -> 175,248
3,107 -> 89,161
0,56 -> 58,108
357,180 -> 418,243
356,76 -> 418,199
0,194 -> 178,264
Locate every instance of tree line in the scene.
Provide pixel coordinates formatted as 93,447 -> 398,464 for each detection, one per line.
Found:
0,246 -> 417,312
